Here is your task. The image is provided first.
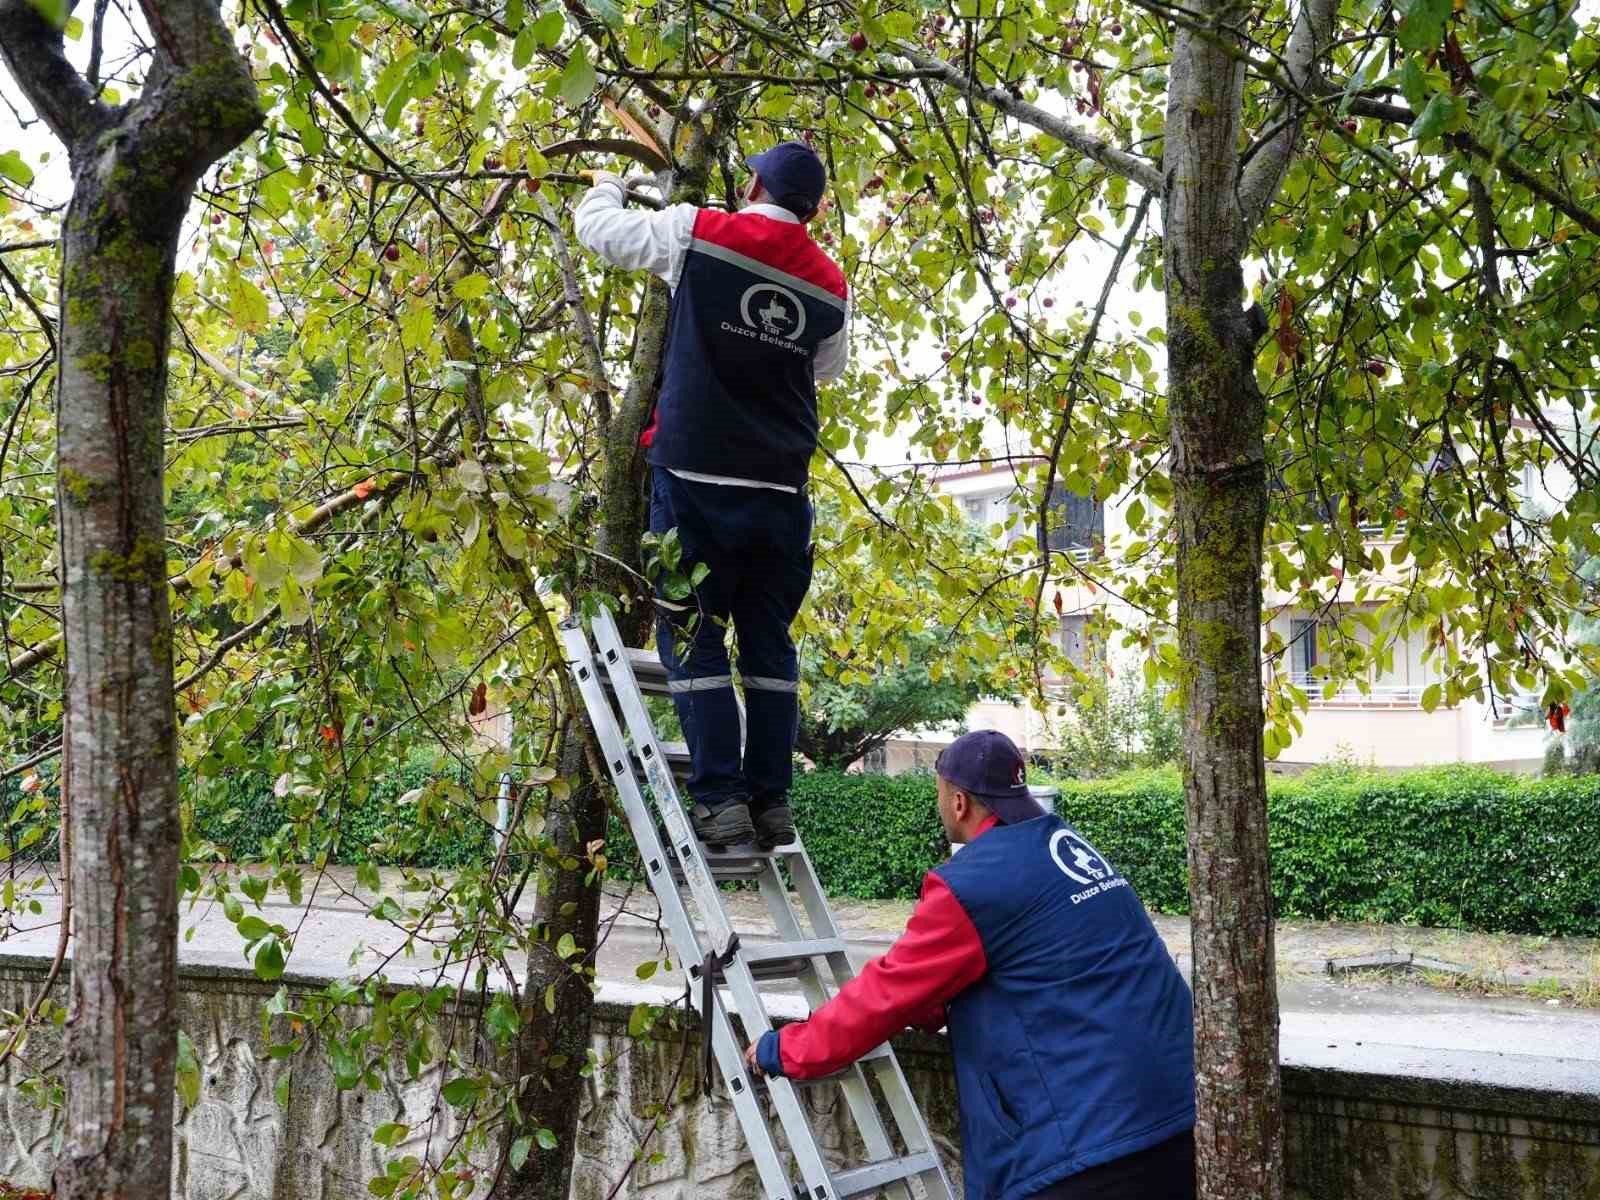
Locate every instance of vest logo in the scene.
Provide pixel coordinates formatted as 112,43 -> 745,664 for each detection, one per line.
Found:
1050,829 -> 1114,887
740,283 -> 806,341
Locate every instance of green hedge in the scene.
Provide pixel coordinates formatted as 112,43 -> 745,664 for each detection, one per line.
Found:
188,761 -> 1600,937
191,758 -> 491,868
612,765 -> 1600,937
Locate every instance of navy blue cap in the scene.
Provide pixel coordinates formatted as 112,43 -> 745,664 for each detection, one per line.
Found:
935,730 -> 1047,824
746,142 -> 827,218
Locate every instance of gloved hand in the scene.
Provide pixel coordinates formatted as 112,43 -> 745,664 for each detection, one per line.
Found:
579,168 -> 621,188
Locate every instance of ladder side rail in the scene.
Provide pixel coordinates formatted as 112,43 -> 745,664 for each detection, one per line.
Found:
777,849 -> 959,1200
590,611 -> 841,1200
561,624 -> 801,1200
754,863 -> 903,1175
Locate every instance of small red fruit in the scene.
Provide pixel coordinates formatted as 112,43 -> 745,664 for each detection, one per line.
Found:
384,243 -> 400,262
211,213 -> 222,224
1073,60 -> 1085,73
1005,296 -> 1017,308
525,177 -> 542,194
329,82 -> 341,95
865,85 -> 878,98
1110,22 -> 1123,35
849,31 -> 868,52
865,175 -> 884,191
1342,119 -> 1358,133
941,350 -> 953,362
1366,359 -> 1385,376
485,156 -> 501,171
1043,297 -> 1054,308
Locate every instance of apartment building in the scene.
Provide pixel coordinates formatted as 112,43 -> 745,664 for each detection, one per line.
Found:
869,447 -> 1570,774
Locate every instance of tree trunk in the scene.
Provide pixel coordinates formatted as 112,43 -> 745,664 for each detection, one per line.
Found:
1163,12 -> 1283,1199
496,134 -> 716,1200
0,4 -> 260,1193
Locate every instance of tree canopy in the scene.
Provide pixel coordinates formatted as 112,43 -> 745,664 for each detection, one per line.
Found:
3,0 -> 1600,1193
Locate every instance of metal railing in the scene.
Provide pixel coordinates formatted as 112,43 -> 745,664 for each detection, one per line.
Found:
1286,673 -> 1426,707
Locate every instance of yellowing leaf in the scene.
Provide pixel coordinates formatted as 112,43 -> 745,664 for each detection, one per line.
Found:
227,273 -> 270,331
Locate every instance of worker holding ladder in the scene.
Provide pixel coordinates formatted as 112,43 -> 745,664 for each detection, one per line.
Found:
748,731 -> 1198,1200
575,141 -> 848,851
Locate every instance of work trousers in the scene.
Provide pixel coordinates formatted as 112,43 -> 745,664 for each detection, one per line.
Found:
1029,1130 -> 1195,1200
648,468 -> 814,813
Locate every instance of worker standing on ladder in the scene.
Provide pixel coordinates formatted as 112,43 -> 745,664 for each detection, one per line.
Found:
747,730 -> 1197,1200
574,142 -> 848,851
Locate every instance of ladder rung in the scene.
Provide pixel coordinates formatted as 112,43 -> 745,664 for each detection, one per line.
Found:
742,938 -> 846,966
832,1153 -> 941,1199
693,938 -> 846,985
652,845 -> 771,883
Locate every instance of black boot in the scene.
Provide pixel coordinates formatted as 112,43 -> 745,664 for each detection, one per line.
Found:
690,799 -> 755,848
752,803 -> 796,850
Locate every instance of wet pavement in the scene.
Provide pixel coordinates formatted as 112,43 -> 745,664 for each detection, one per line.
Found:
2,865 -> 1595,1088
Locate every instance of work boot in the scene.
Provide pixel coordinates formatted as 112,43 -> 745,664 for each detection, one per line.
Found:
690,799 -> 755,848
752,803 -> 796,850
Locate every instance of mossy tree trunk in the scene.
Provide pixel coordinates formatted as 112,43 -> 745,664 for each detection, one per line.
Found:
0,2 -> 260,1196
492,128 -> 719,1200
1160,0 -> 1329,1190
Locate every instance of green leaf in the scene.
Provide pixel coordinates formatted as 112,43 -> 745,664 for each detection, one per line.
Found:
237,915 -> 273,940
376,0 -> 427,26
331,1041 -> 362,1089
0,150 -> 34,188
279,575 -> 311,627
556,46 -> 597,108
239,873 -> 269,905
556,932 -> 578,959
227,273 -> 271,332
1397,0 -> 1450,52
24,0 -> 68,30
627,1002 -> 652,1037
441,1076 -> 480,1106
175,1030 -> 201,1109
532,10 -> 564,47
1411,92 -> 1457,142
1420,683 -> 1441,712
536,1127 -> 558,1150
373,1121 -> 409,1147
511,1136 -> 533,1169
254,937 -> 287,981
513,27 -> 537,69
635,959 -> 658,980
453,273 -> 492,301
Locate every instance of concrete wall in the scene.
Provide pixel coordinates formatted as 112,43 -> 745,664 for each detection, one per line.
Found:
0,957 -> 1594,1199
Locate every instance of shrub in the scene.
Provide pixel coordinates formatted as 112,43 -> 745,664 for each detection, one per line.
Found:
190,754 -> 493,868
196,760 -> 1600,937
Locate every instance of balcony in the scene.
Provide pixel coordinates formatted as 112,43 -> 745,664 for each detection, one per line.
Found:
1287,673 -> 1425,708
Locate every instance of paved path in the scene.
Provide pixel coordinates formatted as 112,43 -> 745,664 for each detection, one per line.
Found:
2,865 -> 1595,1088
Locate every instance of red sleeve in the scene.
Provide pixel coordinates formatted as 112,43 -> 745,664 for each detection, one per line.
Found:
777,872 -> 985,1079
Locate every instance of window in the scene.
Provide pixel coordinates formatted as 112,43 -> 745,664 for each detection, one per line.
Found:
1289,618 -> 1318,682
962,495 -> 988,525
1045,490 -> 1104,555
1059,615 -> 1102,671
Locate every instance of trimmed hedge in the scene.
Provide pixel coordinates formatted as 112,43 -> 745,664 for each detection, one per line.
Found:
191,758 -> 491,868
183,761 -> 1600,937
609,765 -> 1600,937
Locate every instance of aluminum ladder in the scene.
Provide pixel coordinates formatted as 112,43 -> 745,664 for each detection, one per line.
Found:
561,607 -> 956,1200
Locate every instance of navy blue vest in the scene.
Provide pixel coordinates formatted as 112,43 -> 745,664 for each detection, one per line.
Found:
935,817 -> 1195,1200
647,209 -> 847,488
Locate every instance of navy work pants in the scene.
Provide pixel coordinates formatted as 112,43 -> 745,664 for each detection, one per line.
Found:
649,468 -> 814,813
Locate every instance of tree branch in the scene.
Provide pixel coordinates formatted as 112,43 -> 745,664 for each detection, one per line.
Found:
1237,0 -> 1338,233
894,42 -> 1164,195
0,0 -> 110,146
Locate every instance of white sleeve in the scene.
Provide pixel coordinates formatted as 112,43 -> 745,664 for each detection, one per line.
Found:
572,178 -> 696,287
813,297 -> 851,383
